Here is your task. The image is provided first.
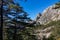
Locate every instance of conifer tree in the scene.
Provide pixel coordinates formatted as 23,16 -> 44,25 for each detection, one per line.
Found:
2,0 -> 32,40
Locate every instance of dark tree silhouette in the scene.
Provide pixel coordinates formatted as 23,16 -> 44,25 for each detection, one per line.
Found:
2,0 -> 36,40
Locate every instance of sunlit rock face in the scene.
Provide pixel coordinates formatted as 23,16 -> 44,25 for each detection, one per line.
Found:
36,4 -> 60,24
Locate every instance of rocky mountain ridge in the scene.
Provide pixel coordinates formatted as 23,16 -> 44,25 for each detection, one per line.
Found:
34,3 -> 60,40
36,4 -> 60,25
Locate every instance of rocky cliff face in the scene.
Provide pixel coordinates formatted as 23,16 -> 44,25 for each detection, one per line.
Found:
34,3 -> 60,40
36,4 -> 60,25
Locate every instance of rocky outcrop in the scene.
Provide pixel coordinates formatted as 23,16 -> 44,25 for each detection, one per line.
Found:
35,13 -> 42,21
36,4 -> 60,25
33,26 -> 54,40
35,3 -> 60,40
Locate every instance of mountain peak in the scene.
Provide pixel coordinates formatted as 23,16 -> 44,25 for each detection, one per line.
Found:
36,4 -> 60,25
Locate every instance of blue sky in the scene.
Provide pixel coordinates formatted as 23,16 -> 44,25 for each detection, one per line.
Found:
15,0 -> 59,20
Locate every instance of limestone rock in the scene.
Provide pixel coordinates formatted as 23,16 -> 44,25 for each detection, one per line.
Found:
36,4 -> 60,24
